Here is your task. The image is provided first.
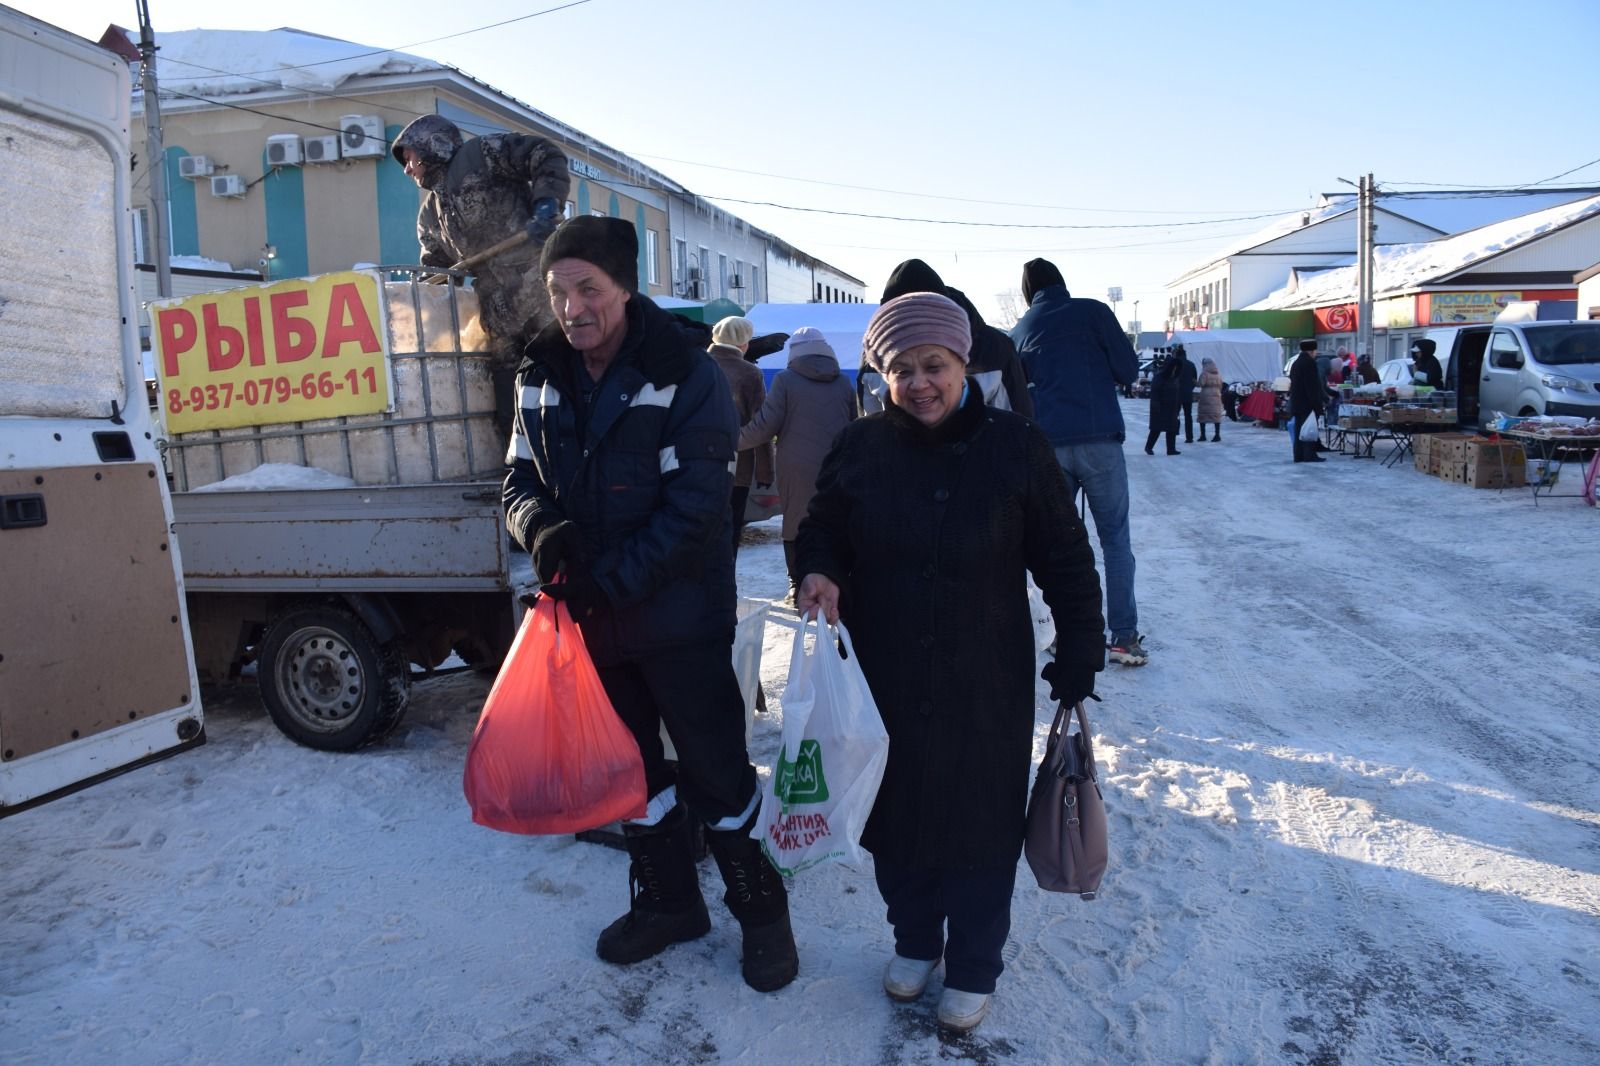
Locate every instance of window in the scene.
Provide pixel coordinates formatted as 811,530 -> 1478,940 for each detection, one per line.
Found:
750,266 -> 759,303
718,253 -> 728,297
132,207 -> 150,264
646,229 -> 659,286
564,201 -> 575,218
697,246 -> 709,297
674,238 -> 687,284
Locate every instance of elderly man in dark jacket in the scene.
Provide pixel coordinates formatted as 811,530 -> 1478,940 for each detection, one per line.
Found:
858,259 -> 1034,417
1288,339 -> 1327,463
503,216 -> 797,991
1010,258 -> 1147,666
391,114 -> 570,443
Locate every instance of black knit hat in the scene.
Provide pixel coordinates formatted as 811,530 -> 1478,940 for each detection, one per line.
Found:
540,216 -> 639,292
1299,340 -> 1318,352
881,258 -> 946,301
1021,258 -> 1067,305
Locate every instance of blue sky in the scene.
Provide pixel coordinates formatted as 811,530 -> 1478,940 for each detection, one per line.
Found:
28,0 -> 1600,325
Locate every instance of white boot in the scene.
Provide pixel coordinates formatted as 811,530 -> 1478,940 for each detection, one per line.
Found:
937,988 -> 991,1033
883,954 -> 940,1002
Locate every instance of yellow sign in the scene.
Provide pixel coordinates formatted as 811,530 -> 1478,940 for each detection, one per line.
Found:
151,271 -> 392,433
1430,291 -> 1521,324
1378,296 -> 1416,329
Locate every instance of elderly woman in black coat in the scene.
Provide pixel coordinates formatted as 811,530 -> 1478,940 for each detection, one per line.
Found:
794,292 -> 1106,1035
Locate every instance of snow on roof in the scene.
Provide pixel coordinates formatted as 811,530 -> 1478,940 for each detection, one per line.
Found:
170,254 -> 251,274
1245,194 -> 1600,310
1329,187 -> 1600,237
148,27 -> 442,96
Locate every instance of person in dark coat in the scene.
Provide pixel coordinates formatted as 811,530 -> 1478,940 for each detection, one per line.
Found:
1288,339 -> 1327,463
503,216 -> 797,992
1009,258 -> 1146,667
1357,352 -> 1381,385
1171,344 -> 1198,442
1144,355 -> 1182,455
738,326 -> 858,601
861,259 -> 1034,417
1410,338 -> 1444,388
707,316 -> 775,552
392,115 -> 569,445
795,292 -> 1106,1035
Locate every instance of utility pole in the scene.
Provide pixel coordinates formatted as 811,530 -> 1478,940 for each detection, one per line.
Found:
136,0 -> 171,298
1356,173 -> 1375,364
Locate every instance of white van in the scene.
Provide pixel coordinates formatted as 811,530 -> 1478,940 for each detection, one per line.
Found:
1,10 -> 204,815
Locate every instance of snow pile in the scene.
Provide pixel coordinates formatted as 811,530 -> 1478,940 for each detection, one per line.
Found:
149,28 -> 442,97
1248,194 -> 1600,310
187,462 -> 358,492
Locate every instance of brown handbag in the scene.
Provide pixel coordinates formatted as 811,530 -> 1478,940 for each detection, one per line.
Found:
1024,700 -> 1108,899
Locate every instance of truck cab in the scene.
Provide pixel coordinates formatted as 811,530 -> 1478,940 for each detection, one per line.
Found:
1,10 -> 204,816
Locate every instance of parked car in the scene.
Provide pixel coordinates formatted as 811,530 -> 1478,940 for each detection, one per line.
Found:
1478,321 -> 1600,419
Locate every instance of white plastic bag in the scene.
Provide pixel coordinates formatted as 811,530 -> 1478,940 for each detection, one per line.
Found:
1297,415 -> 1320,442
755,616 -> 889,875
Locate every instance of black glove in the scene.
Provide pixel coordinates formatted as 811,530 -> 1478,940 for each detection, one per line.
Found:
1041,660 -> 1099,707
530,520 -> 585,584
526,198 -> 560,244
539,571 -> 605,622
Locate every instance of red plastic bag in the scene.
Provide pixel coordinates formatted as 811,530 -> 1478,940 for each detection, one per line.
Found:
463,595 -> 647,834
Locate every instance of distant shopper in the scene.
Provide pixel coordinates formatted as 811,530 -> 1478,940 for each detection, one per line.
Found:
1356,352 -> 1380,385
861,258 -> 1033,417
1288,339 -> 1327,463
1196,357 -> 1224,441
391,114 -> 569,446
1170,344 -> 1198,443
1144,355 -> 1182,456
707,316 -> 775,551
1410,338 -> 1444,388
1011,257 -> 1147,666
739,326 -> 858,603
1324,358 -> 1346,428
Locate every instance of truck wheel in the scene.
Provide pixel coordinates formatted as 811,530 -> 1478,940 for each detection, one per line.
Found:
257,603 -> 410,751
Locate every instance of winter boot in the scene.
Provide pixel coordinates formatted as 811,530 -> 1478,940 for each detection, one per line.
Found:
1196,427 -> 1208,441
782,540 -> 799,606
596,804 -> 711,965
1211,424 -> 1221,441
707,813 -> 798,991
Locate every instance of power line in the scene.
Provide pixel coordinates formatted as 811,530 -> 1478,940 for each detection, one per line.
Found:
1384,156 -> 1600,190
691,194 -> 1292,231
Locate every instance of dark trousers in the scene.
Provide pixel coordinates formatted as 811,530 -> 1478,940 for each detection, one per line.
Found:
874,857 -> 1018,995
595,633 -> 757,826
782,539 -> 798,597
1223,389 -> 1239,421
1180,400 -> 1194,440
729,486 -> 749,553
1144,428 -> 1178,454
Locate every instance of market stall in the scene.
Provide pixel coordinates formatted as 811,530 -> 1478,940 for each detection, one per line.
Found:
1479,417 -> 1600,504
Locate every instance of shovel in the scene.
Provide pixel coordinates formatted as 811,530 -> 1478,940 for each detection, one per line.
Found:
424,230 -> 532,283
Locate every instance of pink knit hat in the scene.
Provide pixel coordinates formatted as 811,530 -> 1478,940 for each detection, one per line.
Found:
861,292 -> 972,373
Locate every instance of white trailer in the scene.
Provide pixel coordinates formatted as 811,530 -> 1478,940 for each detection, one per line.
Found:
0,8 -> 205,815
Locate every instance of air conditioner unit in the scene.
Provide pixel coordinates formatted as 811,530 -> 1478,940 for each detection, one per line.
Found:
339,114 -> 385,158
265,134 -> 303,167
210,174 -> 245,198
304,134 -> 341,164
177,154 -> 212,179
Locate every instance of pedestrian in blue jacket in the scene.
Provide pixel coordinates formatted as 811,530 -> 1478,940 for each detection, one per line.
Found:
1010,258 -> 1148,666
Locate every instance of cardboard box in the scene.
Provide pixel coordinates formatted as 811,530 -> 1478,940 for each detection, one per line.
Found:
1428,453 -> 1443,477
1413,434 -> 1433,460
1464,440 -> 1526,466
1440,461 -> 1466,484
1466,460 -> 1527,489
1430,433 -> 1475,465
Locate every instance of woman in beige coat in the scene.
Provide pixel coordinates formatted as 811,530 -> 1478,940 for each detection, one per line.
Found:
1196,357 -> 1225,441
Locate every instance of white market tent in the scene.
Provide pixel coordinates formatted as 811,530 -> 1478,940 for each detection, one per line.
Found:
1165,328 -> 1283,382
744,303 -> 878,381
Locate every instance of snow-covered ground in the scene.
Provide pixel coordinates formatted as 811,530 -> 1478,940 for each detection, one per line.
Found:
4,401 -> 1598,1065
